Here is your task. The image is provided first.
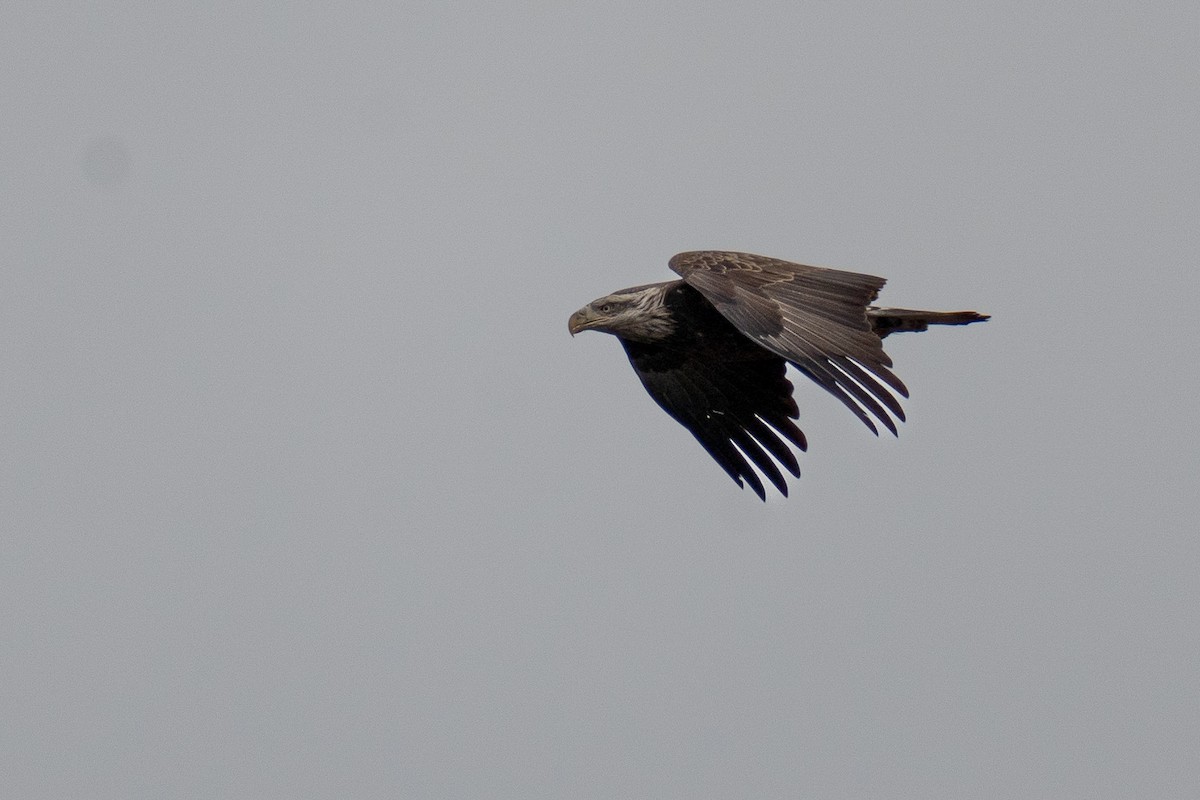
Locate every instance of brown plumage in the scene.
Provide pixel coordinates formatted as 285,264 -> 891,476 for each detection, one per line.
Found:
568,251 -> 988,499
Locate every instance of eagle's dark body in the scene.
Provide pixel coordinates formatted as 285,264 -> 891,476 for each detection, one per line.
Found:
568,251 -> 988,499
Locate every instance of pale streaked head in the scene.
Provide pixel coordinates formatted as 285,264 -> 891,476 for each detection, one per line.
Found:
567,283 -> 675,342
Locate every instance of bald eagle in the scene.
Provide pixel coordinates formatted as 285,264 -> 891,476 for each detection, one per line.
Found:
568,251 -> 988,499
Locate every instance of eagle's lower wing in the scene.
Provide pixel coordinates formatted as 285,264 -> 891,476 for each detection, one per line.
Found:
622,339 -> 807,500
669,251 -> 908,435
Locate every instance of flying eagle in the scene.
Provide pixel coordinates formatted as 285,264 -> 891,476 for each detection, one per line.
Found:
568,251 -> 988,499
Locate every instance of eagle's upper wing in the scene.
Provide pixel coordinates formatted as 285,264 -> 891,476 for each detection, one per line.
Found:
621,339 -> 807,500
669,251 -> 908,435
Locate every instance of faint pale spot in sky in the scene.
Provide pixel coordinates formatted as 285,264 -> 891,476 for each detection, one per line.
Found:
81,135 -> 130,186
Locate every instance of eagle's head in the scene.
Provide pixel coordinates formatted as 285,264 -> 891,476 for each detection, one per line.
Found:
568,283 -> 674,342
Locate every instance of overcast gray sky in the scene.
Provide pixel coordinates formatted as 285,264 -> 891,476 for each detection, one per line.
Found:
4,2 -> 1199,797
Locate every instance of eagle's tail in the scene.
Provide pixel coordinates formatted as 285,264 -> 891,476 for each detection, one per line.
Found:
867,307 -> 990,339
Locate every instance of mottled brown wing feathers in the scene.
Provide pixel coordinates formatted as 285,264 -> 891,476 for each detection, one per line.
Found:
669,251 -> 908,435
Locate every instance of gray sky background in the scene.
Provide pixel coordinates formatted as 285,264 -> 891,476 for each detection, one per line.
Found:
4,2 -> 1199,797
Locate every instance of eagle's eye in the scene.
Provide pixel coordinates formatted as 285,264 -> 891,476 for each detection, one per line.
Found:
599,303 -> 615,314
